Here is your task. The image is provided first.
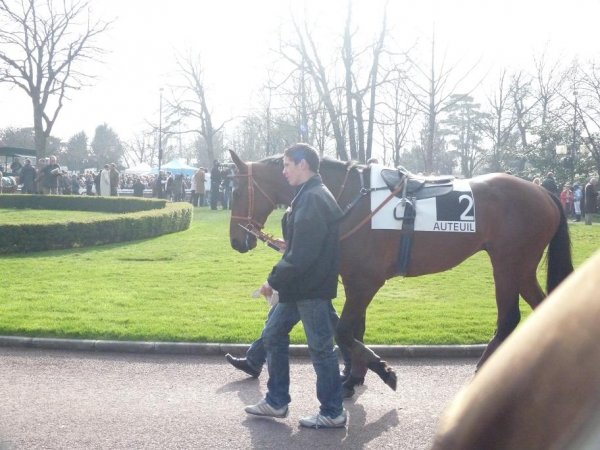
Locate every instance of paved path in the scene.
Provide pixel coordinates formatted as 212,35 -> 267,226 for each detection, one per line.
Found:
0,347 -> 477,449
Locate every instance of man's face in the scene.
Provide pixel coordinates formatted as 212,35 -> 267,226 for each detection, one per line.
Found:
283,156 -> 304,186
49,156 -> 56,164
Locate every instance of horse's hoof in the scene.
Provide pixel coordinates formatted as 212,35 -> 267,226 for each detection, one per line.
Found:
368,360 -> 397,390
342,375 -> 365,391
342,386 -> 355,398
350,375 -> 365,386
385,369 -> 397,391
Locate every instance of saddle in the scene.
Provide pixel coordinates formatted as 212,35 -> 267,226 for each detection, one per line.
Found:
380,167 -> 454,200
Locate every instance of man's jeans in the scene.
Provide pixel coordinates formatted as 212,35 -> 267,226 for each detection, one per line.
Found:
246,307 -> 351,372
245,304 -> 351,375
262,299 -> 343,418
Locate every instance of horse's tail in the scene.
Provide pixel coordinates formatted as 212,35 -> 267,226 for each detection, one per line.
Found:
547,193 -> 574,293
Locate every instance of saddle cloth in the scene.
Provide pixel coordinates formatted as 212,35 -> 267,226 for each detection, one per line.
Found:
370,165 -> 477,232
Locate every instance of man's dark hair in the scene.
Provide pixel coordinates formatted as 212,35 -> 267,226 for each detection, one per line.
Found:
284,143 -> 320,172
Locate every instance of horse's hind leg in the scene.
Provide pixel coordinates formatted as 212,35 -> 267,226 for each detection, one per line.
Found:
339,313 -> 365,381
337,278 -> 396,396
519,269 -> 546,310
477,266 -> 521,369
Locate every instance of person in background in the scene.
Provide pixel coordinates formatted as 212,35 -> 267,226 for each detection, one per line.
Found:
559,184 -> 573,216
204,170 -> 211,207
173,173 -> 185,202
86,173 -> 95,196
98,164 -> 110,196
191,167 -> 205,207
222,164 -> 234,209
165,172 -> 174,201
132,176 -> 145,197
41,155 -> 61,195
71,174 -> 80,195
109,163 -> 120,196
20,159 -> 36,194
210,160 -> 222,210
541,172 -> 558,196
584,177 -> 598,225
573,183 -> 583,222
154,171 -> 166,199
10,157 -> 22,177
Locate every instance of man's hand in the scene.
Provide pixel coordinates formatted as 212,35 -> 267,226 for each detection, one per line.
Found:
273,238 -> 287,253
259,281 -> 273,298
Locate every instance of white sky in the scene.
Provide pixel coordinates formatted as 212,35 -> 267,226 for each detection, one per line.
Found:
1,0 -> 599,147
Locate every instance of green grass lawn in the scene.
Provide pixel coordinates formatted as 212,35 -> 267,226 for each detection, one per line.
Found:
1,208 -> 598,345
0,208 -> 113,224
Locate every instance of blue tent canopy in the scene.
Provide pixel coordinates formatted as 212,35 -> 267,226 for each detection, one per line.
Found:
153,159 -> 197,176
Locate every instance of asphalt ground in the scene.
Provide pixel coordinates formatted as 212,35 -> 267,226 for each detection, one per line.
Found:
0,344 -> 480,450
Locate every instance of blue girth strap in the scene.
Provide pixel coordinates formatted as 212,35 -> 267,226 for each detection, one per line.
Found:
396,198 -> 416,276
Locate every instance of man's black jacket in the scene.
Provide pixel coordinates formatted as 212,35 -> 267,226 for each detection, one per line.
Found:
268,175 -> 343,303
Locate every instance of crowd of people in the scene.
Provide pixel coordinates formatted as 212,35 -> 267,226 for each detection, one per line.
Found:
1,156 -> 240,208
536,172 -> 599,225
2,155 -> 599,221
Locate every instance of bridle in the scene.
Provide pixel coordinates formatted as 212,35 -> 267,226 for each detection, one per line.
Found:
231,162 -> 278,232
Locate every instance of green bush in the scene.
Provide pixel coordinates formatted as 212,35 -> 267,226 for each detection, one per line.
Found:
0,195 -> 192,254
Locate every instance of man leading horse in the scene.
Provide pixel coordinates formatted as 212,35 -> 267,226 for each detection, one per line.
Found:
242,144 -> 348,429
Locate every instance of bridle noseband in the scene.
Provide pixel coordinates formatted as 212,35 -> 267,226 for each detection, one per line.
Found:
231,162 -> 278,231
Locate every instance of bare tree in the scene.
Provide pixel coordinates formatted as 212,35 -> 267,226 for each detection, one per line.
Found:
0,0 -> 110,156
379,66 -> 417,166
288,16 -> 348,160
169,53 -> 227,165
520,51 -> 570,176
123,130 -> 156,167
481,70 -> 519,171
403,31 -> 479,173
510,72 -> 538,154
342,3 -> 357,160
572,62 -> 600,176
363,5 -> 388,162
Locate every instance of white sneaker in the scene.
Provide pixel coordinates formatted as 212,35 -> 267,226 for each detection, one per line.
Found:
299,408 -> 347,429
245,399 -> 289,418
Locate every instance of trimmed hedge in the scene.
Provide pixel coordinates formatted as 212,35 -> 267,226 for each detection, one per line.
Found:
0,195 -> 192,254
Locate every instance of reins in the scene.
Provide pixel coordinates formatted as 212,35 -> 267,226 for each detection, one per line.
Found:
332,162 -> 405,241
339,180 -> 405,241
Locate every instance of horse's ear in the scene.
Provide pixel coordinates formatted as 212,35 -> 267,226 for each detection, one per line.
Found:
229,150 -> 247,172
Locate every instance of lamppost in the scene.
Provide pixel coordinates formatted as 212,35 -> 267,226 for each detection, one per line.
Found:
555,89 -> 579,185
158,87 -> 164,173
570,89 -> 578,185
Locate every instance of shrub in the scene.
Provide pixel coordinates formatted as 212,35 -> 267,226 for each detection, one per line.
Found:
0,195 -> 192,254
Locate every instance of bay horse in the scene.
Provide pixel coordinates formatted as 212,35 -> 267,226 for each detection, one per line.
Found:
228,150 -> 573,396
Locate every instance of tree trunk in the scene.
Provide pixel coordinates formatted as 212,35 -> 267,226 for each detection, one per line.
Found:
343,6 -> 357,160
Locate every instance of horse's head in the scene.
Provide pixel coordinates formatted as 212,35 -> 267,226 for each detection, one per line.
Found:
229,150 -> 293,253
